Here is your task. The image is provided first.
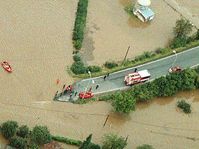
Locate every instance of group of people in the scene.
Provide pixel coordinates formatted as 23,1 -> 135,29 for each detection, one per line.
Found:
54,72 -> 114,100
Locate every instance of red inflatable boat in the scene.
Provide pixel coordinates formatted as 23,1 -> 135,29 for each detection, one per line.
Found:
1,61 -> 12,73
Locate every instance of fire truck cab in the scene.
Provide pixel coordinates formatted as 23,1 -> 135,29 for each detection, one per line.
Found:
124,69 -> 151,86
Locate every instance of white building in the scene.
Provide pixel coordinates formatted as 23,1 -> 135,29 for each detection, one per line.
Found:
133,0 -> 155,22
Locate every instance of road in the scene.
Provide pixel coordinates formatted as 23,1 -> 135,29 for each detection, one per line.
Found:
57,46 -> 199,101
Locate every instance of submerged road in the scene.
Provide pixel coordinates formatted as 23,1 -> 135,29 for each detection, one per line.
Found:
58,46 -> 199,101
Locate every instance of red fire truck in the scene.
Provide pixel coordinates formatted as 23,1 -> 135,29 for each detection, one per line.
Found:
124,69 -> 151,86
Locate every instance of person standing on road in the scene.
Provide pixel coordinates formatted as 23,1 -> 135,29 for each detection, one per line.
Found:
96,84 -> 99,90
103,75 -> 107,81
134,68 -> 137,72
74,91 -> 78,96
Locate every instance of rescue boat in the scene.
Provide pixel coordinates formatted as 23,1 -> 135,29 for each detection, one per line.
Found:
1,61 -> 12,73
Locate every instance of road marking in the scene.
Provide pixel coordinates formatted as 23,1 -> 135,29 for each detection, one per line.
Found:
82,46 -> 199,82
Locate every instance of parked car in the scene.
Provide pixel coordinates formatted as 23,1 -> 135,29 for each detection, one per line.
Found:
168,66 -> 182,73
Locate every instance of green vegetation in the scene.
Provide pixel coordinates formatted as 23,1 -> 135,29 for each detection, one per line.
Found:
79,134 -> 100,149
9,136 -> 27,149
112,92 -> 136,114
73,0 -> 89,50
99,67 -> 199,113
177,100 -> 191,113
136,144 -> 154,149
170,18 -> 193,49
71,54 -> 102,74
31,125 -> 52,145
104,61 -> 118,69
52,135 -> 82,146
1,121 -> 18,139
16,125 -> 29,138
102,133 -> 127,149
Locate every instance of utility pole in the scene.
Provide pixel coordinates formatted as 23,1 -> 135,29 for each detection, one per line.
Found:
103,115 -> 109,127
122,46 -> 130,65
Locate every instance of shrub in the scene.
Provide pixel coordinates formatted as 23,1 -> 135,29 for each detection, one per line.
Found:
136,144 -> 154,149
112,92 -> 136,113
73,54 -> 81,62
52,135 -> 82,146
102,133 -> 127,149
31,125 -> 52,145
196,29 -> 199,40
17,125 -> 29,138
170,37 -> 187,49
135,51 -> 155,61
72,0 -> 89,50
177,100 -> 191,113
29,143 -> 39,149
87,65 -> 102,73
1,121 -> 18,139
104,61 -> 118,69
9,136 -> 27,149
71,61 -> 86,74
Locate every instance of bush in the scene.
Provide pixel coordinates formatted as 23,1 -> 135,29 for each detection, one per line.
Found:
17,125 -> 29,138
73,54 -> 81,62
1,121 -> 18,139
112,92 -> 136,114
135,51 -> 155,61
52,135 -> 82,146
170,37 -> 187,49
73,0 -> 89,50
104,61 -> 118,69
177,100 -> 191,113
102,133 -> 127,149
31,125 -> 52,145
29,143 -> 40,149
9,136 -> 27,149
87,65 -> 102,73
136,144 -> 154,149
71,61 -> 86,74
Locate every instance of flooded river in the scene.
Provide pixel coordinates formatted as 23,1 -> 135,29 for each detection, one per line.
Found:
0,90 -> 199,149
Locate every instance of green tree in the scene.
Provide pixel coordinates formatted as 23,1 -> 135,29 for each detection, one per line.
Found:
9,136 -> 27,149
31,125 -> 52,145
17,125 -> 29,138
1,121 -> 18,139
177,100 -> 191,113
153,76 -> 177,97
180,69 -> 198,90
112,92 -> 136,113
136,144 -> 154,149
174,18 -> 193,38
102,133 -> 127,149
29,143 -> 40,149
79,134 -> 93,149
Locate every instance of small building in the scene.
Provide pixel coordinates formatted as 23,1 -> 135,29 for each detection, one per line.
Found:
133,0 -> 155,22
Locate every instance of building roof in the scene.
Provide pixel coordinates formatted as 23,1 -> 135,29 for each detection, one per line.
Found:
138,6 -> 155,19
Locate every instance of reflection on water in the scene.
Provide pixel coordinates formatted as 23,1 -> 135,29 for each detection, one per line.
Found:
119,0 -> 132,7
107,112 -> 130,126
137,90 -> 199,109
81,27 -> 95,63
128,17 -> 150,28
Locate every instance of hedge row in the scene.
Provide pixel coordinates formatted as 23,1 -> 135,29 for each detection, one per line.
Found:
73,0 -> 89,50
71,54 -> 101,74
99,67 -> 199,113
52,135 -> 82,146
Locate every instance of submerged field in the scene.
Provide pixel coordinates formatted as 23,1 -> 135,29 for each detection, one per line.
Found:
81,0 -> 181,65
0,0 -> 199,148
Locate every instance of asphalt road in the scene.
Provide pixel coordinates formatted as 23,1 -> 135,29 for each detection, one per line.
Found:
58,46 -> 199,101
